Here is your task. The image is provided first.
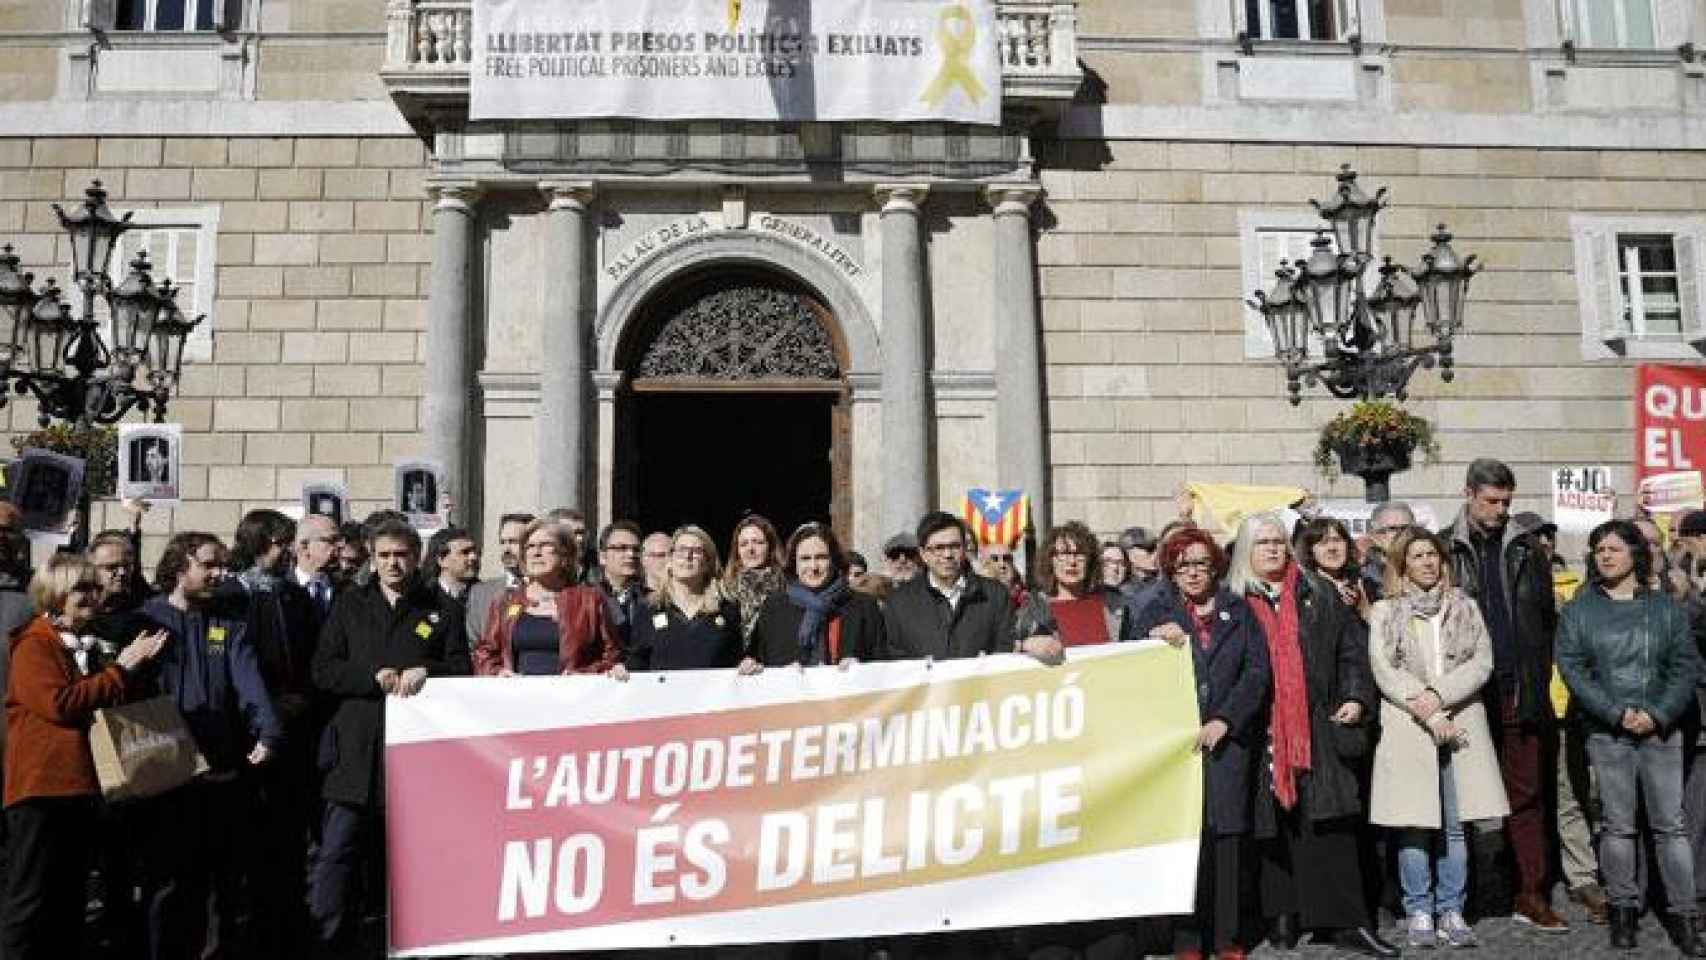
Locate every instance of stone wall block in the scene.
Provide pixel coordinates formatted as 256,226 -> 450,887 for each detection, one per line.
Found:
288,201 -> 354,232
313,432 -> 380,464
323,169 -> 390,201
253,233 -> 319,266
31,138 -> 97,168
349,398 -> 416,431
214,332 -> 282,365
282,331 -> 349,364
251,300 -> 318,331
293,138 -> 359,167
280,399 -> 350,432
243,433 -> 312,465
358,138 -> 425,168
213,399 -> 281,432
259,169 -> 323,200
319,233 -> 388,263
294,267 -> 353,298
314,299 -> 383,330
209,465 -> 278,499
246,365 -> 316,396
164,139 -> 229,168
191,168 -> 257,201
125,169 -> 192,200
353,201 -> 420,232
228,139 -> 295,168
218,266 -> 285,298
352,265 -> 416,296
314,364 -> 380,396
97,138 -> 162,168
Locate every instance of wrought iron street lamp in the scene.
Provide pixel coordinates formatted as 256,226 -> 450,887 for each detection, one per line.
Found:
1247,165 -> 1480,406
0,181 -> 200,428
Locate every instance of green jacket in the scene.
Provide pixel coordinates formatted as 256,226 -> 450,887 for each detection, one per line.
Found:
1556,585 -> 1699,733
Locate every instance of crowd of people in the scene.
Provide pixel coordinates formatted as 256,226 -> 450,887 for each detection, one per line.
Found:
3,455 -> 1706,959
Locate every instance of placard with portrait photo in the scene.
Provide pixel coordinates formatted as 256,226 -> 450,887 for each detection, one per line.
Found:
10,448 -> 85,533
118,423 -> 183,504
301,480 -> 350,527
394,459 -> 444,530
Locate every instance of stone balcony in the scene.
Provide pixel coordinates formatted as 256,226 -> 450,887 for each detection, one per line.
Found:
381,0 -> 1082,132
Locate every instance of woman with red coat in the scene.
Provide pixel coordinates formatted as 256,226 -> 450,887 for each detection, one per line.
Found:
474,518 -> 620,676
3,555 -> 166,960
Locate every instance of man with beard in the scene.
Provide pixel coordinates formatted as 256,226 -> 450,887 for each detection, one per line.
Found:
142,533 -> 283,960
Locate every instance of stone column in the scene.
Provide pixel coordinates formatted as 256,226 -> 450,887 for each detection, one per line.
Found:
875,184 -> 932,539
987,183 -> 1049,539
537,180 -> 597,513
424,181 -> 479,511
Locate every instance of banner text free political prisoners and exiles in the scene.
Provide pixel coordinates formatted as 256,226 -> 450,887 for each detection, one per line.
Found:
384,644 -> 1204,956
469,0 -> 1003,124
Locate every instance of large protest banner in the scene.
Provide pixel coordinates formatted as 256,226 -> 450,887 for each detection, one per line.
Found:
385,644 -> 1201,956
469,0 -> 1003,124
1636,364 -> 1706,511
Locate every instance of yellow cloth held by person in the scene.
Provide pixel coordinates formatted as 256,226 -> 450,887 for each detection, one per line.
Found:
1549,568 -> 1583,719
1185,482 -> 1308,539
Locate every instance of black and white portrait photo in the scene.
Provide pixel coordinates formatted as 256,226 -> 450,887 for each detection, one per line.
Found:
118,423 -> 183,503
394,459 -> 444,529
302,481 -> 349,526
10,448 -> 85,533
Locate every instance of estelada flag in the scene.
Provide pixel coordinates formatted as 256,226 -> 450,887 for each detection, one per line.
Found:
960,489 -> 1029,547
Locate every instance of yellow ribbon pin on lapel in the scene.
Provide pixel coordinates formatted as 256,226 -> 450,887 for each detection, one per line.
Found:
921,4 -> 986,107
727,0 -> 741,31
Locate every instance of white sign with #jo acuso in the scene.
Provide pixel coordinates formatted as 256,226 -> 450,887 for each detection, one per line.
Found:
1551,465 -> 1614,534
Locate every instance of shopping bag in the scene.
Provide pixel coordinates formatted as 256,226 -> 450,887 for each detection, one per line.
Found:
88,695 -> 209,802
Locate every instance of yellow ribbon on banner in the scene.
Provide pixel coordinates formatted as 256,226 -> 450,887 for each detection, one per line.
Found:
727,0 -> 741,31
921,4 -> 986,106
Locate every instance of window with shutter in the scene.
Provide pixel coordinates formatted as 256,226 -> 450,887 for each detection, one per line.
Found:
1573,215 -> 1706,359
1563,0 -> 1660,47
1240,211 -> 1362,358
114,0 -> 218,31
77,208 -> 219,364
1242,0 -> 1359,40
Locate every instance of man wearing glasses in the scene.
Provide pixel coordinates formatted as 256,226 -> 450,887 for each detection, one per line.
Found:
595,520 -> 648,652
882,511 -> 1015,662
1361,501 -> 1415,601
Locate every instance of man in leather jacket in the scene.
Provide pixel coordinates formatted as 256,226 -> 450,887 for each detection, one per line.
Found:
1443,458 -> 1565,932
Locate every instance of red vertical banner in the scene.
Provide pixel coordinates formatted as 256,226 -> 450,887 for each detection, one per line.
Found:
1635,364 -> 1706,509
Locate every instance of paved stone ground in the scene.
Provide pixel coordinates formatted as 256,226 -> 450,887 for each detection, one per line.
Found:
1242,898 -> 1688,958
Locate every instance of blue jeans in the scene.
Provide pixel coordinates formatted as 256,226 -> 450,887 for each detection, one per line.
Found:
1589,728 -> 1696,914
1397,758 -> 1468,916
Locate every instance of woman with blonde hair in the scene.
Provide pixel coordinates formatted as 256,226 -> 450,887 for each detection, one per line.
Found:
1368,526 -> 1508,951
722,514 -> 784,641
622,526 -> 743,672
4,555 -> 166,960
473,518 -> 620,676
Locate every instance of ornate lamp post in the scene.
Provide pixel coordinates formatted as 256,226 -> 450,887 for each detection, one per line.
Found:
0,181 -> 201,535
1247,165 -> 1481,500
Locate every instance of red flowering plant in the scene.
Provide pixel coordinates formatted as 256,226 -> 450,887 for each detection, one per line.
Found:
1313,400 -> 1438,479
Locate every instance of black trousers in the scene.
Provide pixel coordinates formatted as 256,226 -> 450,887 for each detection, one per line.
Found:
1259,808 -> 1370,930
243,747 -> 313,960
1,797 -> 96,960
140,778 -> 246,960
309,801 -> 384,950
1175,834 -> 1241,953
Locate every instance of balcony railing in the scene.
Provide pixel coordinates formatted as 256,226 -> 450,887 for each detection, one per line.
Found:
382,0 -> 1080,118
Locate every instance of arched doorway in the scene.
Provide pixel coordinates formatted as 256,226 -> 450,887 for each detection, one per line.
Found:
613,267 -> 852,549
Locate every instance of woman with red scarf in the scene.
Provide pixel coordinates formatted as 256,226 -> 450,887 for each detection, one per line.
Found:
1228,513 -> 1393,958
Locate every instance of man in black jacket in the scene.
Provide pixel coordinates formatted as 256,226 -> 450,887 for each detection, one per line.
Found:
308,520 -> 471,955
1443,458 -> 1566,932
882,511 -> 1019,662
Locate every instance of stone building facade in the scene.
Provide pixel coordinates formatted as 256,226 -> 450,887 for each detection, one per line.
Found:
1,0 -> 1703,565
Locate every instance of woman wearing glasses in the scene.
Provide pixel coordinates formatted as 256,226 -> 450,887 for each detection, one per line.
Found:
472,518 -> 621,676
1131,527 -> 1270,960
621,526 -> 743,673
1228,514 -> 1391,958
3,556 -> 167,960
1013,522 -> 1133,655
742,523 -> 884,670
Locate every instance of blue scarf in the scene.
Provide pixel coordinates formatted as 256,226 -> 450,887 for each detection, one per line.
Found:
786,576 -> 851,666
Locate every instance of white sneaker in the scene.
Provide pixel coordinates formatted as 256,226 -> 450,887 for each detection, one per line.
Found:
1407,912 -> 1437,950
1438,911 -> 1478,949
